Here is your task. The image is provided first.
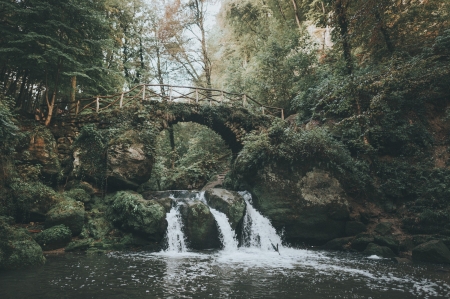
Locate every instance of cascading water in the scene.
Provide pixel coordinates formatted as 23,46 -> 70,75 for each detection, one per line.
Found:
164,206 -> 187,253
209,207 -> 238,252
240,191 -> 283,251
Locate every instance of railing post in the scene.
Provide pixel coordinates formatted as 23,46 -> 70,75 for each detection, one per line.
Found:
243,94 -> 247,108
196,89 -> 199,104
142,85 -> 146,102
120,93 -> 124,108
261,106 -> 264,115
169,86 -> 172,102
76,100 -> 79,116
281,109 -> 284,120
221,91 -> 224,104
96,97 -> 99,113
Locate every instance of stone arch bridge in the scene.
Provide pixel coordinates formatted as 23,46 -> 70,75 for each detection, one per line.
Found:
49,85 -> 284,189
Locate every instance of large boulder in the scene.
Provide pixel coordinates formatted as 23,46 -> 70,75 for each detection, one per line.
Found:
107,130 -> 154,190
363,243 -> 396,258
0,217 -> 45,269
109,191 -> 167,241
412,240 -> 450,264
243,167 -> 350,244
45,199 -> 85,236
34,224 -> 72,251
19,126 -> 61,179
179,201 -> 220,250
204,189 -> 246,230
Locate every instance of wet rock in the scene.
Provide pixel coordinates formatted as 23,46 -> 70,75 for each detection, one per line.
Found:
345,221 -> 366,236
363,243 -> 396,258
109,191 -> 167,241
20,126 -> 61,180
412,240 -> 450,264
34,225 -> 72,251
245,167 -> 350,244
375,222 -> 393,235
180,201 -> 220,250
65,188 -> 91,204
107,130 -> 154,190
87,217 -> 113,240
322,237 -> 354,251
374,236 -> 400,254
45,199 -> 85,236
0,217 -> 45,269
204,188 -> 246,230
392,257 -> 412,264
65,239 -> 93,252
351,234 -> 374,251
154,197 -> 173,213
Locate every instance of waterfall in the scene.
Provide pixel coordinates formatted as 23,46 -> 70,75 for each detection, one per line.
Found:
209,207 -> 238,252
165,206 -> 187,253
240,191 -> 283,251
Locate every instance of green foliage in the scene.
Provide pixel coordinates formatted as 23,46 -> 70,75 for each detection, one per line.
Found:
73,124 -> 108,182
0,97 -> 20,156
65,188 -> 91,204
234,121 -> 370,192
147,122 -> 231,190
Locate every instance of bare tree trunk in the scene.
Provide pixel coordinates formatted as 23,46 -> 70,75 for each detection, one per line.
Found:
45,61 -> 61,126
156,46 -> 166,96
70,76 -> 77,116
291,0 -> 302,30
335,0 -> 352,75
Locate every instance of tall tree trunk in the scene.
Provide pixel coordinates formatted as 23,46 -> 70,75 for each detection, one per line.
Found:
168,123 -> 176,169
45,62 -> 61,126
70,76 -> 77,116
291,0 -> 302,30
335,0 -> 352,75
156,46 -> 166,96
374,9 -> 394,53
16,69 -> 29,109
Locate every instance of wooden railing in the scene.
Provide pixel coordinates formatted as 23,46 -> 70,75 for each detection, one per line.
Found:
57,84 -> 284,120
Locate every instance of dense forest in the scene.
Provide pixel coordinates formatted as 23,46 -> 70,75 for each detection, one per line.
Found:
1,0 -> 450,271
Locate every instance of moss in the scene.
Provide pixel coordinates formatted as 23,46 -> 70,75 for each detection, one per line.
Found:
109,191 -> 166,241
34,225 -> 72,251
0,217 -> 45,269
65,188 -> 91,203
45,199 -> 85,236
8,179 -> 63,221
65,239 -> 93,252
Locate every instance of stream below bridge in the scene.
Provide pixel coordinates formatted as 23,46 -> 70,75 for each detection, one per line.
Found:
1,192 -> 450,298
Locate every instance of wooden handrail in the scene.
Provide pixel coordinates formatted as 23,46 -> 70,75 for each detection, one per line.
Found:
59,84 -> 285,119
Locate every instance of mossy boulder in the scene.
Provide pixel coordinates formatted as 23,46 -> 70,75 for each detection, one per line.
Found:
375,222 -> 393,235
107,130 -> 154,190
345,221 -> 367,236
109,191 -> 167,241
9,180 -> 64,221
45,199 -> 85,236
179,201 -> 220,250
204,188 -> 246,230
322,237 -> 354,251
34,225 -> 72,251
242,167 -> 350,244
0,217 -> 45,269
87,217 -> 113,240
65,238 -> 94,252
351,234 -> 374,251
19,125 -> 61,179
65,188 -> 91,204
363,243 -> 396,258
412,240 -> 450,264
374,235 -> 400,254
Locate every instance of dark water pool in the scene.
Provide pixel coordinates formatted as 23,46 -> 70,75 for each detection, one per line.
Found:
1,248 -> 450,298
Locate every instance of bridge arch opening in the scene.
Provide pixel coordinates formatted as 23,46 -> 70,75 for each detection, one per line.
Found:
145,122 -> 232,191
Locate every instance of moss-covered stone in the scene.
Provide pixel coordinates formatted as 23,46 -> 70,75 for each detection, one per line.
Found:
45,199 -> 85,236
345,221 -> 367,236
109,191 -> 167,241
87,217 -> 113,240
363,243 -> 396,258
204,188 -> 246,231
34,224 -> 72,251
65,188 -> 91,203
322,237 -> 354,251
375,222 -> 393,235
65,238 -> 94,252
180,201 -> 220,250
241,167 -> 350,245
412,240 -> 450,264
351,234 -> 374,251
0,217 -> 45,269
374,235 -> 400,254
19,125 -> 61,180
